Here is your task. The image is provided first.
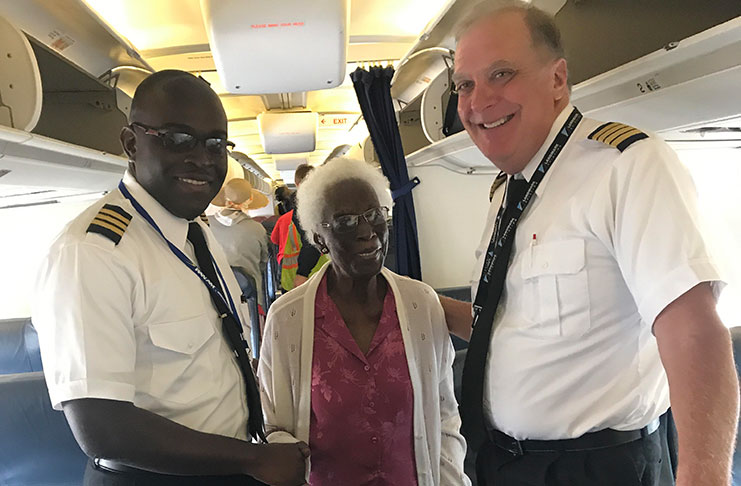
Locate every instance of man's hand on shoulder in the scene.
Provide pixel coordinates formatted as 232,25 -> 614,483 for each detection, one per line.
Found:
438,294 -> 473,341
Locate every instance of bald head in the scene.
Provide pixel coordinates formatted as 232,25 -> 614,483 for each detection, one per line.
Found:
130,70 -> 224,123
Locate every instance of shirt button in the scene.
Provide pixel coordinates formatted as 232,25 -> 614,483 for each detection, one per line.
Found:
364,365 -> 370,371
369,401 -> 375,407
371,436 -> 378,443
542,262 -> 549,269
187,343 -> 193,349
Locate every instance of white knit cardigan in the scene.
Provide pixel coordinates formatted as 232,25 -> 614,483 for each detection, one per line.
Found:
258,264 -> 470,486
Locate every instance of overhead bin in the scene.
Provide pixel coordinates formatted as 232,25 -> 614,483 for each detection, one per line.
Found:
0,11 -> 137,195
28,37 -> 131,155
571,16 -> 741,134
258,112 -> 318,154
0,15 -> 42,132
0,124 -> 127,192
201,0 -> 349,94
0,0 -> 151,77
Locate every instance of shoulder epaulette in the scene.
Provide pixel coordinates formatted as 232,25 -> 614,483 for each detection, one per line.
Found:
588,122 -> 648,152
87,204 -> 132,245
199,213 -> 210,226
489,171 -> 507,202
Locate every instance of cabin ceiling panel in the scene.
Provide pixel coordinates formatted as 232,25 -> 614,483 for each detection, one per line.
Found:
82,0 -> 208,51
51,0 -> 454,179
221,96 -> 267,121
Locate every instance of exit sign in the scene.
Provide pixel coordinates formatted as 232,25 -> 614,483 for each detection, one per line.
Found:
319,115 -> 350,128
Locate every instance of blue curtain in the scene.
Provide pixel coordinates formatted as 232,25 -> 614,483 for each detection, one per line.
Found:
350,66 -> 422,280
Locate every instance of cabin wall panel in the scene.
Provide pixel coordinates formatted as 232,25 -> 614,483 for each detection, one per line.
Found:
408,165 -> 494,290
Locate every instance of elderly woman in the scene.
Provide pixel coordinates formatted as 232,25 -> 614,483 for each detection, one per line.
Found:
258,158 -> 469,486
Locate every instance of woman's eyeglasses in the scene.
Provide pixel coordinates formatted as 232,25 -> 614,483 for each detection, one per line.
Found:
130,122 -> 236,155
320,206 -> 390,233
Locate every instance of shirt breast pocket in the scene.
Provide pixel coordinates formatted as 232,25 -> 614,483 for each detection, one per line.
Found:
147,316 -> 216,404
520,239 -> 590,338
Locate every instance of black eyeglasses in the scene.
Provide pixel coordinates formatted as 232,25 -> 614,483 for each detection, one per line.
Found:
320,206 -> 390,233
130,122 -> 235,155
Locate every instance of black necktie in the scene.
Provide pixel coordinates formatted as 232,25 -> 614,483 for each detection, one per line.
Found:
460,177 -> 529,450
187,222 -> 266,442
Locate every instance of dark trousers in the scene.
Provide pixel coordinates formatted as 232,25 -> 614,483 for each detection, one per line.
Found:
475,427 -> 674,486
84,460 -> 267,486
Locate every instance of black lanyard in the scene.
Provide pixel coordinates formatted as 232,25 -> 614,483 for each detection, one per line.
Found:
471,107 -> 582,327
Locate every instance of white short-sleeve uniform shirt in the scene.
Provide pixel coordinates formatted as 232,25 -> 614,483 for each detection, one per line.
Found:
33,171 -> 251,440
471,105 -> 724,441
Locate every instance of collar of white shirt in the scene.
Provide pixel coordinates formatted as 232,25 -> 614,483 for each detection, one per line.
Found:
122,170 -> 190,252
518,104 -> 576,197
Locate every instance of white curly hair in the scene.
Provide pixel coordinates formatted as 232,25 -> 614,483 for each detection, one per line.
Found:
296,157 -> 393,244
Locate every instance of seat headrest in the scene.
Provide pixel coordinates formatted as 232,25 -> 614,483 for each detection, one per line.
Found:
0,318 -> 42,374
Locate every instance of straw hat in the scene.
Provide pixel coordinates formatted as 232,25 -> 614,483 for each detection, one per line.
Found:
212,156 -> 269,210
212,178 -> 269,210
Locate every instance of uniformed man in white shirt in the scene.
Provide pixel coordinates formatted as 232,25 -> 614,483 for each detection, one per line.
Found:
33,70 -> 309,486
439,3 -> 739,486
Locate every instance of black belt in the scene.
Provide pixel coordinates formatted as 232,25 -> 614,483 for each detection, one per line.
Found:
487,418 -> 661,456
93,457 -> 157,475
92,458 -> 259,485
94,458 -> 148,475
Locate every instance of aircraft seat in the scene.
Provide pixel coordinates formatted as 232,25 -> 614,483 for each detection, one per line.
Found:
232,266 -> 262,359
0,317 -> 43,374
0,371 -> 86,485
731,326 -> 741,486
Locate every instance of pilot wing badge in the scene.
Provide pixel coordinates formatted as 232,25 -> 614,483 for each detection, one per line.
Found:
588,122 -> 648,152
86,204 -> 132,245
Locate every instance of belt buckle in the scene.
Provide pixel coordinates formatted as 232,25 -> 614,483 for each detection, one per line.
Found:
503,436 -> 524,456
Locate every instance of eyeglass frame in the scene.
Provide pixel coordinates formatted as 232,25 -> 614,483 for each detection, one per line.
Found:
129,121 -> 236,154
319,206 -> 390,233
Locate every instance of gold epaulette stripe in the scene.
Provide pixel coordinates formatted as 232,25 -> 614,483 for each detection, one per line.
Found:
93,213 -> 128,232
589,122 -> 620,141
99,207 -> 131,226
611,128 -> 642,146
86,204 -> 132,245
588,122 -> 648,152
91,218 -> 125,236
604,125 -> 636,144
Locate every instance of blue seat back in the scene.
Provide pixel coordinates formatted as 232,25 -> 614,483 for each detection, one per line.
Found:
232,266 -> 261,359
731,327 -> 741,486
0,318 -> 43,374
0,371 -> 87,485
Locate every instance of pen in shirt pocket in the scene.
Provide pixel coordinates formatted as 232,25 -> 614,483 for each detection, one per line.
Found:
530,233 -> 537,260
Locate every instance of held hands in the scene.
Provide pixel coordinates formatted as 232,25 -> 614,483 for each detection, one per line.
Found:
251,442 -> 311,486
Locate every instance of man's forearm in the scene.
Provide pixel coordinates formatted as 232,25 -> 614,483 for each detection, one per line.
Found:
64,398 -> 258,476
438,295 -> 473,341
655,284 -> 739,486
666,329 -> 737,485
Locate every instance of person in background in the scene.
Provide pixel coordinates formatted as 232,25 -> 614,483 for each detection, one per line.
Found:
274,186 -> 294,216
439,3 -> 738,486
210,178 -> 270,309
270,164 -> 328,291
259,157 -> 470,486
33,69 -> 309,486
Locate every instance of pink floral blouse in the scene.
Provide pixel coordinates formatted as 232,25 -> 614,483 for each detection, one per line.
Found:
309,275 -> 418,485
